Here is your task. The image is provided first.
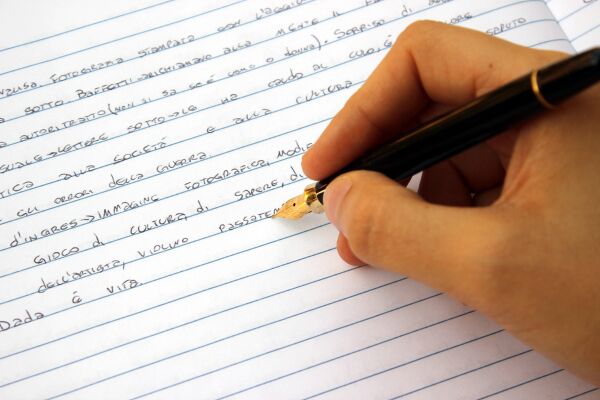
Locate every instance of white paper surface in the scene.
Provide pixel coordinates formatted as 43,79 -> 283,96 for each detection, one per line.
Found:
546,0 -> 600,52
0,0 -> 598,398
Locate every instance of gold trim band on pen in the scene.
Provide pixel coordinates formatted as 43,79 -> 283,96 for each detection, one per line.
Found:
531,70 -> 557,110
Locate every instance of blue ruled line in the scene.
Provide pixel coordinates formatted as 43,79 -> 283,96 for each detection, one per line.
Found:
565,388 -> 599,400
1,246 -> 344,388
571,23 -> 600,42
0,0 -> 538,146
478,368 -> 563,399
0,0 -> 177,53
0,226 -> 333,362
0,0 -> 372,128
390,350 -> 533,399
0,0 -> 250,77
44,267 -> 382,399
0,0 -> 394,152
0,173 -> 314,307
0,46 -> 368,189
0,115 -> 329,246
214,307 -> 473,400
0,0 -> 325,105
530,38 -> 573,48
303,330 -> 505,399
0,175 -> 313,295
558,1 -> 598,22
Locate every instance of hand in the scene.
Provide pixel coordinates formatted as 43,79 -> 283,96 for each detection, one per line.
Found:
302,21 -> 600,385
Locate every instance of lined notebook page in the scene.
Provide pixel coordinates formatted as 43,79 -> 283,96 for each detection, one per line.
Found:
0,1 -> 597,398
546,0 -> 600,52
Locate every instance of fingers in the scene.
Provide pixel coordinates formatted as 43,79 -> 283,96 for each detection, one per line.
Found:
418,142 -> 506,206
418,161 -> 472,207
302,27 -> 427,180
336,234 -> 364,266
302,20 -> 564,181
324,170 -> 510,295
446,142 -> 505,193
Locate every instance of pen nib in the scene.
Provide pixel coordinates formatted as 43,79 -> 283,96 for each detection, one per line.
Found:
272,193 -> 311,220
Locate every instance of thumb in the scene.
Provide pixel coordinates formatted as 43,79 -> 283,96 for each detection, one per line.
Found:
324,170 -> 511,295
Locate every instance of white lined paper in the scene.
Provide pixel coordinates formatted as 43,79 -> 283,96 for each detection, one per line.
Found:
0,0 -> 598,398
546,0 -> 600,52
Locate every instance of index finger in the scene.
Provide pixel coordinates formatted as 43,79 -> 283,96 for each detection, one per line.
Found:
301,20 -> 562,181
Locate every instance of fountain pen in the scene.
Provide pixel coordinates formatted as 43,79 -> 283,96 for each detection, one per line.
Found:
273,47 -> 600,220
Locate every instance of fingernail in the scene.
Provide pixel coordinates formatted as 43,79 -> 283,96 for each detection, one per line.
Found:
324,178 -> 352,233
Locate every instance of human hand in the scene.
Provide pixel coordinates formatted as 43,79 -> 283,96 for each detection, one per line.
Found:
302,21 -> 600,385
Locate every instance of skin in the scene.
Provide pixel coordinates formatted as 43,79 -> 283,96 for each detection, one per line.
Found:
302,21 -> 600,386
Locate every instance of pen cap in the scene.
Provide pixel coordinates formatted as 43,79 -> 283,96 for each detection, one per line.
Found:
538,47 -> 600,105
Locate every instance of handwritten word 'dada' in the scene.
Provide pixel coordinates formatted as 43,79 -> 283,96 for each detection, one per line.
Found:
0,310 -> 44,332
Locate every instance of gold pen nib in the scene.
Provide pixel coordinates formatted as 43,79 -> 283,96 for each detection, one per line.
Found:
272,183 -> 325,220
272,193 -> 311,220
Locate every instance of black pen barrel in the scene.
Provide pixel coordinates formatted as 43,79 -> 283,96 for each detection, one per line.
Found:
539,48 -> 600,104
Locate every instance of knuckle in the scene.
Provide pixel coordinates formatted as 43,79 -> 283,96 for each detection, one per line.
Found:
350,97 -> 388,135
533,48 -> 567,65
400,20 -> 442,44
